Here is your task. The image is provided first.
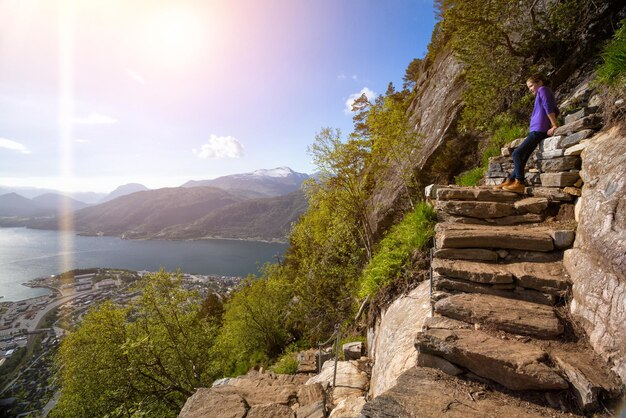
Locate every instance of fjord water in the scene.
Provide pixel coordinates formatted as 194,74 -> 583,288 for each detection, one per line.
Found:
0,227 -> 288,301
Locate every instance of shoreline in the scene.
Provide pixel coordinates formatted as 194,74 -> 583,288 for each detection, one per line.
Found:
0,225 -> 288,245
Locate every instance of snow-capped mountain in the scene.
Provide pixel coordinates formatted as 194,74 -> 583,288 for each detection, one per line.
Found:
182,167 -> 310,198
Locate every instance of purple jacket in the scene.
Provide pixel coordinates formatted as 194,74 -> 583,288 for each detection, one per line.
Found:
530,86 -> 559,133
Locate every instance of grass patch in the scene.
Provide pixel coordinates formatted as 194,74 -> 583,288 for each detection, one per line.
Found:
358,202 -> 436,298
597,18 -> 626,87
455,113 -> 526,187
455,167 -> 485,186
270,352 -> 299,375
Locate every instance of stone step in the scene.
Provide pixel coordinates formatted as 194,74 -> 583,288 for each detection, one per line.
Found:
415,328 -> 569,391
435,197 -> 549,220
435,223 -> 554,251
437,211 -> 546,226
435,223 -> 575,252
551,350 -> 624,411
435,187 -> 519,202
554,114 -> 601,136
434,294 -> 563,339
434,276 -> 557,306
432,258 -> 569,296
360,367 -> 566,418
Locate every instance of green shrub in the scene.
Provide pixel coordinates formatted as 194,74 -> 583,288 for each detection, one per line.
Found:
455,167 -> 485,186
270,352 -> 299,375
358,203 -> 436,298
597,18 -> 626,87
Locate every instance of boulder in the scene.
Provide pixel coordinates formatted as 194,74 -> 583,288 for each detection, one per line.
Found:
328,396 -> 366,418
295,400 -> 326,418
297,383 -> 325,407
367,281 -> 431,398
179,390 -> 249,418
307,360 -> 368,402
540,135 -> 565,152
434,294 -> 563,338
342,342 -> 364,360
552,351 -> 623,411
415,328 -> 568,391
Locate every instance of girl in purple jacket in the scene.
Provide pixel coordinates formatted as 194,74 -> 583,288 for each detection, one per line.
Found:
494,75 -> 559,194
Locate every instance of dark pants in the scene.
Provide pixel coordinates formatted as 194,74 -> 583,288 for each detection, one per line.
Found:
509,131 -> 548,182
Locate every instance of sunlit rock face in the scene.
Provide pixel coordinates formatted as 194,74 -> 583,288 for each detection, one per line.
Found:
367,47 -> 466,237
564,125 -> 626,384
368,281 -> 431,398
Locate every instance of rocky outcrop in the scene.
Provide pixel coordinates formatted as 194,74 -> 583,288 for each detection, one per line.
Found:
178,371 -> 323,418
367,281 -> 431,398
368,47 -> 466,236
563,124 -> 626,384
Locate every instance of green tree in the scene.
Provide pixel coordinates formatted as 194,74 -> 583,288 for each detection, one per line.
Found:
52,271 -> 219,418
308,128 -> 374,259
213,264 -> 295,375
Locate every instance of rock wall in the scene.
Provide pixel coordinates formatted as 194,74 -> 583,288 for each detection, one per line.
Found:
367,48 -> 466,236
367,281 -> 431,397
563,124 -> 626,384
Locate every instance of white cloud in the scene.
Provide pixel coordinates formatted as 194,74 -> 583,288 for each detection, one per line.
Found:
0,137 -> 31,154
351,74 -> 358,81
344,87 -> 376,114
337,73 -> 347,80
192,135 -> 244,159
75,138 -> 90,144
125,68 -> 147,85
74,112 -> 117,125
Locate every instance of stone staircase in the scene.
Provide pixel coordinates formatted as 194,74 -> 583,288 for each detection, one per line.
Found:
414,184 -> 624,413
409,105 -> 626,415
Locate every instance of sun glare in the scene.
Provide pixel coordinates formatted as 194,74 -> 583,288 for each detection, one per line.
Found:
144,7 -> 207,66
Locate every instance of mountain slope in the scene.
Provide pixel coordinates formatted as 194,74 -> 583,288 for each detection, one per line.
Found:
29,186 -> 243,238
100,183 -> 149,203
0,193 -> 48,217
183,167 -> 309,198
33,193 -> 90,212
157,190 -> 308,241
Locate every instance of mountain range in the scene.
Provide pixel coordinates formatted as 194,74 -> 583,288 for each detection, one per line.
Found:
1,167 -> 311,241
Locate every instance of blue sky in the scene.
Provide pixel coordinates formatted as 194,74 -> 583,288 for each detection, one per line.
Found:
0,0 -> 436,193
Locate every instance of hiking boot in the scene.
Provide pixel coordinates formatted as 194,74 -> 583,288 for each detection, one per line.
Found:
503,179 -> 526,194
493,178 -> 514,191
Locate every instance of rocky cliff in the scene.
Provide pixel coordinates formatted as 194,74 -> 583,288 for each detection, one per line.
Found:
564,124 -> 626,383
